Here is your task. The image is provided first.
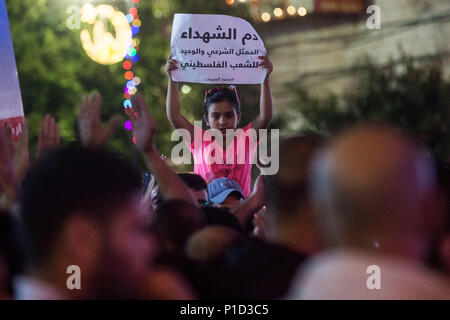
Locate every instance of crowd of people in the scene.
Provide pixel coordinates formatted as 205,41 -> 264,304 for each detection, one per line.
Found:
0,57 -> 449,300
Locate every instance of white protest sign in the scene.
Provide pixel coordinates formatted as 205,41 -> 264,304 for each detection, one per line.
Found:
170,14 -> 267,84
0,0 -> 23,138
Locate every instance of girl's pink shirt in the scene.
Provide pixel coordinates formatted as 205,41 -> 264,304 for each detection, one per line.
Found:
188,122 -> 258,198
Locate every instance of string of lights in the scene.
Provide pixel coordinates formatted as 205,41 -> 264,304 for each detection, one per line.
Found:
225,0 -> 313,22
225,0 -> 368,22
122,0 -> 141,139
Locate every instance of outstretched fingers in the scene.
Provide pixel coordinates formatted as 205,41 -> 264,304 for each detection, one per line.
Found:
78,94 -> 89,117
49,116 -> 56,143
0,126 -> 10,160
130,94 -> 141,119
19,118 -> 29,151
90,92 -> 102,118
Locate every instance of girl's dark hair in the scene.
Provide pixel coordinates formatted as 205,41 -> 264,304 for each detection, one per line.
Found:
203,87 -> 240,116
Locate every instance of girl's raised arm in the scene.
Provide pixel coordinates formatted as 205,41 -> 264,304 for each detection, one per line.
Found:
252,55 -> 274,131
165,55 -> 195,138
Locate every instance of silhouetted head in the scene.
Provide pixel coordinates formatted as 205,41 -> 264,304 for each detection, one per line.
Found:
151,199 -> 206,254
310,124 -> 440,260
267,133 -> 325,219
178,173 -> 208,206
264,133 -> 325,252
20,147 -> 155,299
186,226 -> 244,265
202,206 -> 244,233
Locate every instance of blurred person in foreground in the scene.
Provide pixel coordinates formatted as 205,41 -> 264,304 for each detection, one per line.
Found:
218,134 -> 325,299
0,114 -> 60,299
151,199 -> 206,256
186,226 -> 244,266
17,147 -> 156,299
14,91 -> 197,300
288,124 -> 450,299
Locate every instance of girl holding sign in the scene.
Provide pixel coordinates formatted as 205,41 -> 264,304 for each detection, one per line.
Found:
164,54 -> 273,198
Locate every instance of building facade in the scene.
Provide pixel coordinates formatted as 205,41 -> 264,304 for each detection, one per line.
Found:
253,0 -> 450,114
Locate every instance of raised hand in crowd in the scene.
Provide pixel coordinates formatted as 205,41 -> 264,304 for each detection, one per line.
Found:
129,92 -> 197,205
128,92 -> 157,154
0,120 -> 29,210
232,174 -> 267,226
253,55 -> 274,133
164,53 -> 178,82
77,92 -> 121,149
0,126 -> 15,202
258,55 -> 273,80
11,120 -> 29,190
164,54 -> 195,139
37,114 -> 60,156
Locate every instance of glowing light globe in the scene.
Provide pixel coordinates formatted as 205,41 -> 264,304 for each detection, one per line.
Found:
80,4 -> 132,65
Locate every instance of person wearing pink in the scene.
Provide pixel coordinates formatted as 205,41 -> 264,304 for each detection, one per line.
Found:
164,54 -> 273,197
189,120 -> 257,197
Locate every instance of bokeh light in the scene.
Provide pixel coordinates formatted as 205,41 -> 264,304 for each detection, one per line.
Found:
274,8 -> 283,17
132,77 -> 141,85
131,54 -> 139,63
261,12 -> 271,22
124,120 -> 133,130
131,26 -> 140,35
298,7 -> 307,16
181,85 -> 192,94
80,4 -> 131,65
287,6 -> 296,15
129,8 -> 137,16
123,61 -> 132,69
125,71 -> 134,80
123,99 -> 132,108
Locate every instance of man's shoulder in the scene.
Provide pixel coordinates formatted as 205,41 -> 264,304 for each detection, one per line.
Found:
288,249 -> 450,300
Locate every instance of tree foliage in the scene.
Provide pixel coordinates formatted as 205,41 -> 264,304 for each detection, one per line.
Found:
287,56 -> 450,161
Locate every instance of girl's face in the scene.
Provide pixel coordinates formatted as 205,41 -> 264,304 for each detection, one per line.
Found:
205,101 -> 240,134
